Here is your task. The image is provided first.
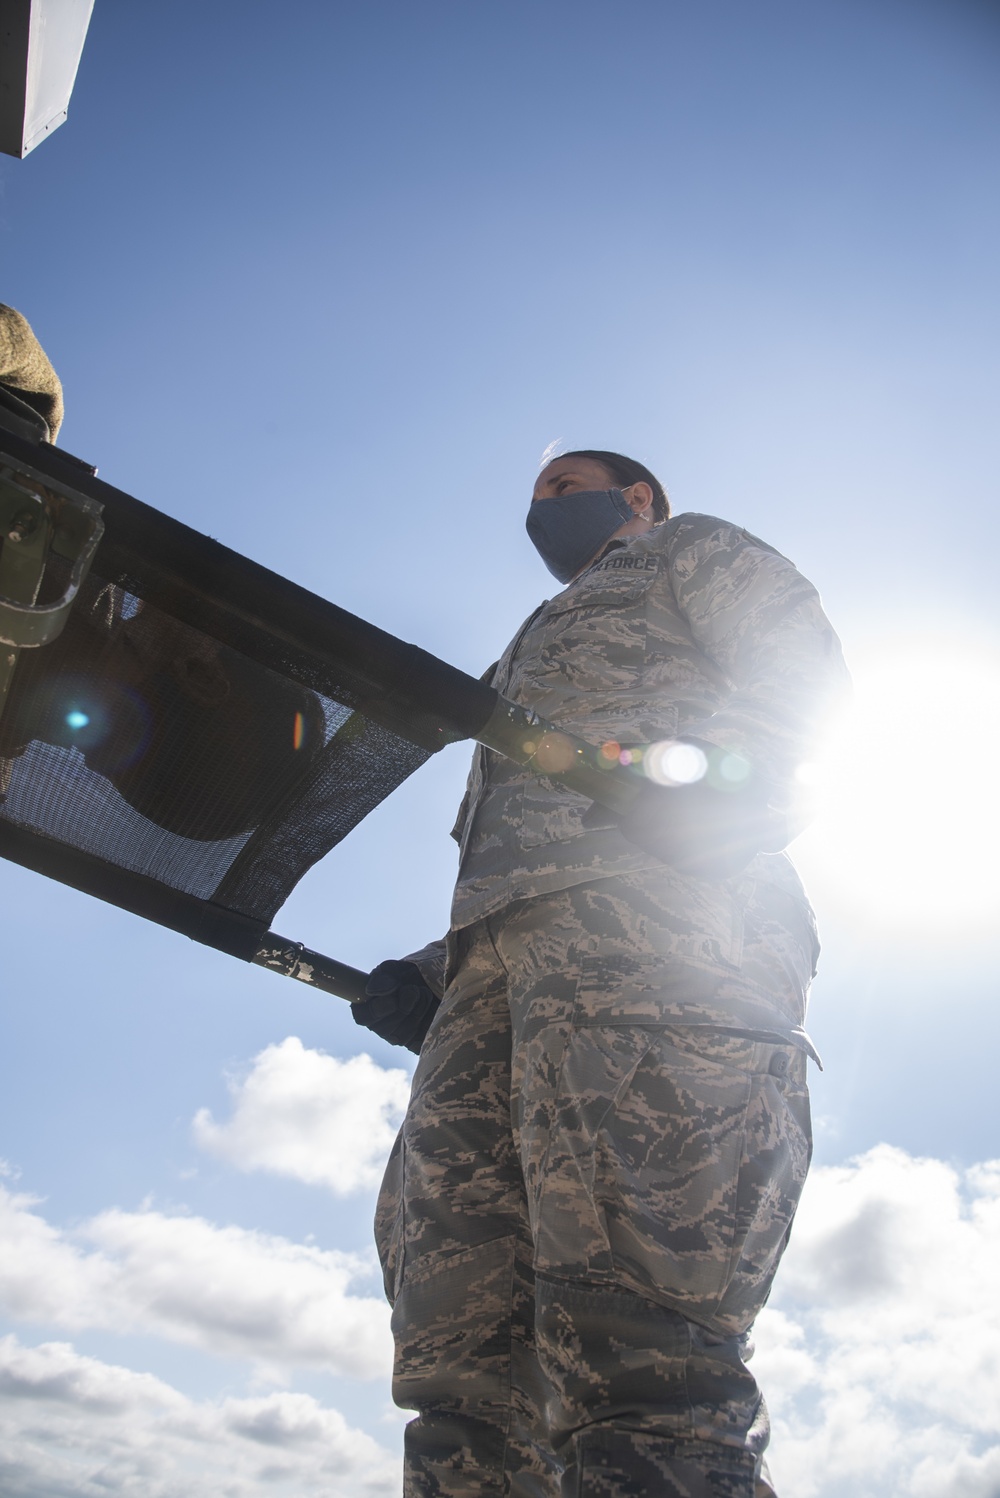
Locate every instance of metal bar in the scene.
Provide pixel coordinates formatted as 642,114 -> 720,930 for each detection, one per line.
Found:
0,430 -> 487,751
0,819 -> 268,959
477,695 -> 644,814
252,935 -> 369,1003
0,430 -> 647,815
249,702 -> 655,1011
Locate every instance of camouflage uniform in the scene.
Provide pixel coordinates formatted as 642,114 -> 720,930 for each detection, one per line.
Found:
376,515 -> 848,1498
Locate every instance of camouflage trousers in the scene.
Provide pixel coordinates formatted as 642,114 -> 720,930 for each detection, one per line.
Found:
375,872 -> 812,1498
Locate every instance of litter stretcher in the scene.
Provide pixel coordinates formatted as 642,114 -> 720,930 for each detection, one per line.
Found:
0,395 -> 645,1007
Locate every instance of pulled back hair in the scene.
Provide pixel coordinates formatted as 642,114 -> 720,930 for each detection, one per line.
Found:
560,449 -> 670,523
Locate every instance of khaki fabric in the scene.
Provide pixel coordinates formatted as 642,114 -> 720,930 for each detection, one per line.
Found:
406,514 -> 847,1024
0,304 -> 64,441
379,875 -> 809,1497
386,512 -> 844,1496
450,515 -> 849,930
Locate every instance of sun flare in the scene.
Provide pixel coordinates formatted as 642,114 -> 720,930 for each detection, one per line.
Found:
795,636 -> 1000,935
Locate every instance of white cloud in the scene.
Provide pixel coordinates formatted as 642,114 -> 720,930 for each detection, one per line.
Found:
4,1139 -> 998,1496
192,1037 -> 411,1194
0,1334 -> 400,1498
0,1184 -> 391,1380
755,1145 -> 1000,1498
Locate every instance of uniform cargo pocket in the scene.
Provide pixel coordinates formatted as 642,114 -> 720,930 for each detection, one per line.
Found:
595,1033 -> 752,1321
374,1128 -> 405,1304
391,1235 -> 516,1413
531,1026 -> 753,1326
714,1054 -> 812,1334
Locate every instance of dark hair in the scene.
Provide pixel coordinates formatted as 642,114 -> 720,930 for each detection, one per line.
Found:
559,449 -> 670,522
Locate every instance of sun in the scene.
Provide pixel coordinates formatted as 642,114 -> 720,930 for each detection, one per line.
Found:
793,635 -> 1000,936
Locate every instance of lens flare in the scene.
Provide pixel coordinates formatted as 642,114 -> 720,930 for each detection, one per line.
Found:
716,752 -> 751,786
534,731 -> 577,774
792,636 -> 1000,938
795,761 -> 824,787
644,740 -> 708,787
65,710 -> 90,731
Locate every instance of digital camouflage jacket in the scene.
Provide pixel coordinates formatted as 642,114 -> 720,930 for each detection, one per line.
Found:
409,513 -> 849,1032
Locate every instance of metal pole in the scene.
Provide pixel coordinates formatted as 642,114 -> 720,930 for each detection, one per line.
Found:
475,694 -> 643,814
251,934 -> 369,1004
251,698 -> 655,1006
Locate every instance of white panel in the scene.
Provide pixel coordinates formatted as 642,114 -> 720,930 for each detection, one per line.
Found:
0,0 -> 94,158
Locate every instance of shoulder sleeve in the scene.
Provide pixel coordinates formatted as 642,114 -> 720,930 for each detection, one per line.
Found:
664,514 -> 851,787
402,938 -> 449,998
0,304 -> 64,441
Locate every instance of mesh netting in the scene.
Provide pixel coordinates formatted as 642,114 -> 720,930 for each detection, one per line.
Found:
0,430 -> 497,957
0,569 -> 429,927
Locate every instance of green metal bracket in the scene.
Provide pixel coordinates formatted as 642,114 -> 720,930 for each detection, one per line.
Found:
0,461 -> 105,721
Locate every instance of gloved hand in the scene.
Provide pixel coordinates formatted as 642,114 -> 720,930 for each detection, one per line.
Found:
611,740 -> 785,879
352,960 -> 440,1053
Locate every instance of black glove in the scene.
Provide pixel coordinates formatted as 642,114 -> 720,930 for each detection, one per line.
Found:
352,960 -> 440,1053
611,741 -> 785,879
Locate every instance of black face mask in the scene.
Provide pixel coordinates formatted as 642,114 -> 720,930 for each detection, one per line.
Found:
525,487 -> 634,584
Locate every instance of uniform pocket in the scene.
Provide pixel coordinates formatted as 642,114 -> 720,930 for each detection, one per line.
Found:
504,565 -> 658,710
516,710 -> 680,852
528,1014 -> 810,1332
374,1127 -> 406,1304
739,865 -> 821,1021
594,1032 -> 754,1320
530,1026 -> 753,1326
534,571 -> 655,689
518,778 -> 607,849
714,1050 -> 812,1334
390,1235 -> 516,1413
564,875 -> 754,1010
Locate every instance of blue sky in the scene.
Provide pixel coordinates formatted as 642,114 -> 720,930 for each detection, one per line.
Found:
1,2 -> 999,1493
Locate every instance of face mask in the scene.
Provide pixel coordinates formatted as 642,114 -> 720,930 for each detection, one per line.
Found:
525,487 -> 634,584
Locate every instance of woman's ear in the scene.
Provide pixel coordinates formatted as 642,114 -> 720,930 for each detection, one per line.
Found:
624,481 -> 654,517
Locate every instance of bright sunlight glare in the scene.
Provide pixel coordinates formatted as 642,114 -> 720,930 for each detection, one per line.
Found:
795,638 -> 1000,935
